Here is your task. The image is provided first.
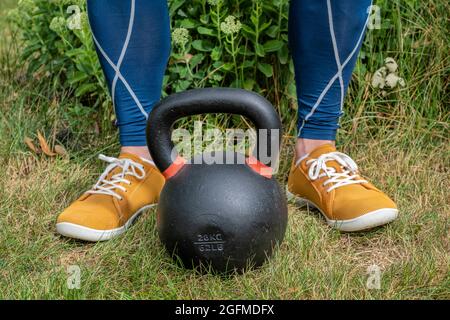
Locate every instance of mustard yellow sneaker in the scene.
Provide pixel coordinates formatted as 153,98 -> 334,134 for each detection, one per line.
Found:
287,144 -> 398,232
56,153 -> 164,241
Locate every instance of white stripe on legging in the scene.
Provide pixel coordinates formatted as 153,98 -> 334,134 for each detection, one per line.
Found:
89,0 -> 148,119
298,3 -> 371,136
111,0 -> 136,110
327,0 -> 345,113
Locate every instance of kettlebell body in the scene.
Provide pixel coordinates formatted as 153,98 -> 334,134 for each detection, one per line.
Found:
158,152 -> 287,272
147,88 -> 288,273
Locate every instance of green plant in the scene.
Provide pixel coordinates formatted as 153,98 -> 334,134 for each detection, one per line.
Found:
167,0 -> 291,96
7,0 -> 449,138
9,0 -> 293,120
8,0 -> 109,109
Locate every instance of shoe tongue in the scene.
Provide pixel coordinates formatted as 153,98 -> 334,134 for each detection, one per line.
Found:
103,153 -> 153,178
308,144 -> 337,159
308,144 -> 342,173
119,152 -> 144,163
307,144 -> 364,193
119,153 -> 156,168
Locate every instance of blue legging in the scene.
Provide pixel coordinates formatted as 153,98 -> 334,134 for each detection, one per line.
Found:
87,0 -> 371,146
87,0 -> 171,146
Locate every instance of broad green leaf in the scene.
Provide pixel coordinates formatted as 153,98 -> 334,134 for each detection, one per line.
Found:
263,40 -> 284,53
68,71 -> 89,85
211,47 -> 222,61
222,63 -> 234,71
278,44 -> 289,64
192,40 -> 213,52
241,24 -> 256,37
255,43 -> 265,57
243,79 -> 255,90
197,26 -> 215,36
75,83 -> 97,97
260,21 -> 272,32
266,26 -> 279,38
189,54 -> 205,68
66,48 -> 87,58
241,60 -> 255,68
257,63 -> 273,78
180,19 -> 197,28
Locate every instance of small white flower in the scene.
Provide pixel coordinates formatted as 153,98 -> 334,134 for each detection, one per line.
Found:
18,0 -> 36,12
50,17 -> 67,34
172,28 -> 190,48
371,58 -> 405,90
371,66 -> 387,89
220,16 -> 242,35
385,73 -> 405,89
384,57 -> 398,73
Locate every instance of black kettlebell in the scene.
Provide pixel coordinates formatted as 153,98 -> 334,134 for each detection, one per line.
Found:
146,88 -> 287,273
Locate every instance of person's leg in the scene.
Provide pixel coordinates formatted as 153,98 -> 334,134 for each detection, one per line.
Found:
289,0 -> 370,159
87,0 -> 171,159
287,0 -> 398,232
56,0 -> 170,241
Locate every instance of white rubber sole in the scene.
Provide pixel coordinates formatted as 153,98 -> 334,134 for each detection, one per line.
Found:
56,204 -> 157,242
286,187 -> 398,232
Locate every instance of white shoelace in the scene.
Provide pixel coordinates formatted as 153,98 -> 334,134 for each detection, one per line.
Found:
86,154 -> 147,200
304,152 -> 367,193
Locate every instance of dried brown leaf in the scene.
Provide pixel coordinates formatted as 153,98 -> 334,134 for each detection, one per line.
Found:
37,131 -> 56,156
24,136 -> 40,154
54,144 -> 68,157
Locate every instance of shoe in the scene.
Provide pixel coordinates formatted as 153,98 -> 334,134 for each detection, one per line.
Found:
56,153 -> 164,241
287,144 -> 398,232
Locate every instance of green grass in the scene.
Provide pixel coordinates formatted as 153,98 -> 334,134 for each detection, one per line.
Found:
0,0 -> 449,299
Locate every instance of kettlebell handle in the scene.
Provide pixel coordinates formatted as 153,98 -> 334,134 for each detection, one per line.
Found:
146,88 -> 282,176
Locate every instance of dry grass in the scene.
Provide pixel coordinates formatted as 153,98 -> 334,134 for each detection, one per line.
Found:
0,134 -> 447,299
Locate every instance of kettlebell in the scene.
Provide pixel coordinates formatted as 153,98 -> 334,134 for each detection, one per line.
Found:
146,88 -> 287,273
